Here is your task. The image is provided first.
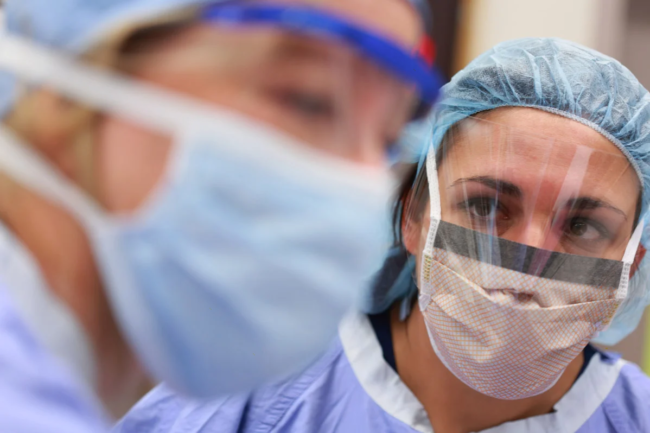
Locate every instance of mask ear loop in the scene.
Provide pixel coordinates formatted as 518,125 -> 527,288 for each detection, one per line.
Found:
424,143 -> 442,252
595,218 -> 647,335
618,219 -> 645,301
418,143 -> 442,312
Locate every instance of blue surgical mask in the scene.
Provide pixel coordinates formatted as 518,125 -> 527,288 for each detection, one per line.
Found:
0,36 -> 394,397
91,125 -> 394,396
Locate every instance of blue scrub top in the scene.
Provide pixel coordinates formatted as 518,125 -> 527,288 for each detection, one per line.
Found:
0,285 -> 109,433
115,313 -> 650,433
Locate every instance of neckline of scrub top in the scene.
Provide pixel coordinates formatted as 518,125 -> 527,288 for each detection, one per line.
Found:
339,312 -> 628,433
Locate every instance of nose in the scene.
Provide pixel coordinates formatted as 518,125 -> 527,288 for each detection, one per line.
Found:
521,225 -> 547,249
318,128 -> 385,166
507,220 -> 557,251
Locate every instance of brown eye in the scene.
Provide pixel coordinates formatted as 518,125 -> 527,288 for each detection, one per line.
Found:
569,219 -> 588,237
564,217 -> 609,242
457,196 -> 514,236
276,90 -> 335,119
468,198 -> 497,218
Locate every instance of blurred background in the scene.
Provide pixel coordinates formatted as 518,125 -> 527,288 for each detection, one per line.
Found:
429,0 -> 650,373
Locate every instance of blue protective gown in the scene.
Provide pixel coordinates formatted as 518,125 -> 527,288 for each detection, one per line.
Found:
0,285 -> 109,433
115,313 -> 650,433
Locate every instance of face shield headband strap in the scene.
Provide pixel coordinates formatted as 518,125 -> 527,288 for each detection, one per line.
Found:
422,141 -> 646,309
200,2 -> 442,106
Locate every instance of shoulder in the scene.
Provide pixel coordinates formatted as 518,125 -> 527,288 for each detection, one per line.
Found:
576,351 -> 650,433
613,358 -> 650,398
114,338 -> 355,433
112,383 -> 247,433
116,313 -> 426,433
0,285 -> 109,433
601,358 -> 650,431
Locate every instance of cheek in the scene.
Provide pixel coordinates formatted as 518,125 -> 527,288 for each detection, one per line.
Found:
94,117 -> 172,213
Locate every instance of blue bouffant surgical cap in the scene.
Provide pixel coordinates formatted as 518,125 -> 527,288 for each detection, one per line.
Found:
430,38 -> 650,201
0,0 -> 219,117
371,38 -> 650,345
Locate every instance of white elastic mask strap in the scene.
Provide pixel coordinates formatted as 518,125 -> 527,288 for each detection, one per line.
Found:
424,146 -> 441,254
0,35 -> 222,135
0,35 -> 390,199
0,34 -> 298,152
623,219 -> 644,264
616,218 -> 645,302
0,128 -> 105,232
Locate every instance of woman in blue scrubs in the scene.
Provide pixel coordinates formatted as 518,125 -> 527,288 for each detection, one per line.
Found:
116,38 -> 650,433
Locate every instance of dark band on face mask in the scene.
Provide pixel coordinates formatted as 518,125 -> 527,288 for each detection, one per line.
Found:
433,221 -> 624,288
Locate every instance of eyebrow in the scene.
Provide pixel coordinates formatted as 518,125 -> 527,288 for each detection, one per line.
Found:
566,197 -> 628,221
450,176 -> 628,220
450,176 -> 523,199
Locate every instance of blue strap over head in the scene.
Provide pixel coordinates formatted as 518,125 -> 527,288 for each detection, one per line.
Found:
201,2 -> 442,109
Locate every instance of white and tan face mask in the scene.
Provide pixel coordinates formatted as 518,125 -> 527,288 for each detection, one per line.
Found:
410,116 -> 644,400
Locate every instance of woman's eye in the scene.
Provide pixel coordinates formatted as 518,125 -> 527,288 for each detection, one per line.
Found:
467,198 -> 499,219
565,217 -> 606,241
457,197 -> 513,236
276,90 -> 335,119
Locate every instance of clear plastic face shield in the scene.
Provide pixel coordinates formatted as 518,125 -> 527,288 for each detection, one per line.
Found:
3,1 -> 438,167
116,3 -> 435,163
0,0 -> 441,211
403,115 -> 644,400
0,1 -> 441,396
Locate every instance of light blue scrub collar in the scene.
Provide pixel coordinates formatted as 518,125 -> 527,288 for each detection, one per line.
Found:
339,312 -> 630,433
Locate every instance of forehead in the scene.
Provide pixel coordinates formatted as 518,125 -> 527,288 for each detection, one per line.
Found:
445,108 -> 632,173
474,107 -> 627,154
439,108 -> 640,207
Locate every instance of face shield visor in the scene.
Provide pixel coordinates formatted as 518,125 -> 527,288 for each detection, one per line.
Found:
4,1 -> 439,165
403,115 -> 644,400
0,1 -> 440,396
